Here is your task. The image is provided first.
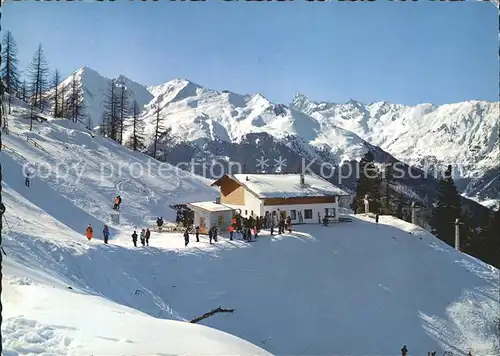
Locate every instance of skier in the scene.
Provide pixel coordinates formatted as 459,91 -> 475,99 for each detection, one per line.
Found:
140,229 -> 146,246
375,213 -> 379,224
286,216 -> 292,233
156,217 -> 164,232
86,224 -> 93,241
195,225 -> 200,242
103,225 -> 109,244
131,230 -> 138,247
184,229 -> 189,246
145,228 -> 151,246
228,225 -> 234,241
401,345 -> 408,356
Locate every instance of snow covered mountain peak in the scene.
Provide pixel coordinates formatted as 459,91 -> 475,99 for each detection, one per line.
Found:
290,94 -> 499,203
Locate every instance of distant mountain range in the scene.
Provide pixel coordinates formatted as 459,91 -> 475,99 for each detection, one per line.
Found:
47,66 -> 499,210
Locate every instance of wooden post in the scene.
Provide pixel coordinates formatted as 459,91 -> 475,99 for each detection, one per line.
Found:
455,218 -> 460,251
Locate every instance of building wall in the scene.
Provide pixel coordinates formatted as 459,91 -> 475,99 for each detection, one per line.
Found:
263,201 -> 339,223
220,178 -> 246,205
193,208 -> 234,234
263,196 -> 336,206
241,190 -> 263,217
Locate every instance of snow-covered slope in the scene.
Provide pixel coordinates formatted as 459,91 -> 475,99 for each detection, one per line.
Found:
3,99 -> 216,232
4,257 -> 271,355
291,95 -> 499,204
2,100 -> 499,355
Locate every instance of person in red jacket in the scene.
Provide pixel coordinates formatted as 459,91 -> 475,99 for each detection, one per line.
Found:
86,224 -> 93,241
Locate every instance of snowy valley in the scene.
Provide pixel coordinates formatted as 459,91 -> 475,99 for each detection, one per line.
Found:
1,99 -> 499,355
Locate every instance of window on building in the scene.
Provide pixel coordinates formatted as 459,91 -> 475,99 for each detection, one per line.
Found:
304,209 -> 313,219
245,210 -> 248,216
251,210 -> 254,216
290,210 -> 297,220
325,208 -> 336,217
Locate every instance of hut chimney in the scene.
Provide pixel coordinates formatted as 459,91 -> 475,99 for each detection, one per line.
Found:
215,197 -> 221,204
246,176 -> 249,181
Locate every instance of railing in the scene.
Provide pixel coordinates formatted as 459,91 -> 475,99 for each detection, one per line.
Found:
1,143 -> 29,162
26,136 -> 48,153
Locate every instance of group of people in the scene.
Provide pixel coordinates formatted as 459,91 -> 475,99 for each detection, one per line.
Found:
184,225 -> 219,246
400,344 -> 473,356
131,228 -> 151,247
85,224 -> 110,244
85,208 -> 297,248
181,211 -> 294,246
230,212 -> 293,239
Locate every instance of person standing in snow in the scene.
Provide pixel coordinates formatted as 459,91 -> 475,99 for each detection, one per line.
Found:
103,225 -> 109,244
375,213 -> 379,224
195,225 -> 200,242
278,217 -> 285,234
145,228 -> 151,246
401,345 -> 408,356
228,224 -> 234,241
184,229 -> 189,246
156,217 -> 164,232
25,171 -> 31,187
86,224 -> 93,241
131,231 -> 138,247
286,216 -> 292,233
208,227 -> 214,244
213,226 -> 218,242
113,195 -> 122,210
140,229 -> 146,246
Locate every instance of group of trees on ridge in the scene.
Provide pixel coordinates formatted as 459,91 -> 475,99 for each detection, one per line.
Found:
1,31 -> 172,158
2,33 -> 85,125
352,150 -> 499,268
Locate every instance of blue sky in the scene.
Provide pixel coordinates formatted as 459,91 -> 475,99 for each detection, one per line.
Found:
3,1 -> 498,105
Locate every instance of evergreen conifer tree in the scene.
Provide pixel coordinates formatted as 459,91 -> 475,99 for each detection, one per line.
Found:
430,165 -> 462,247
352,150 -> 382,213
